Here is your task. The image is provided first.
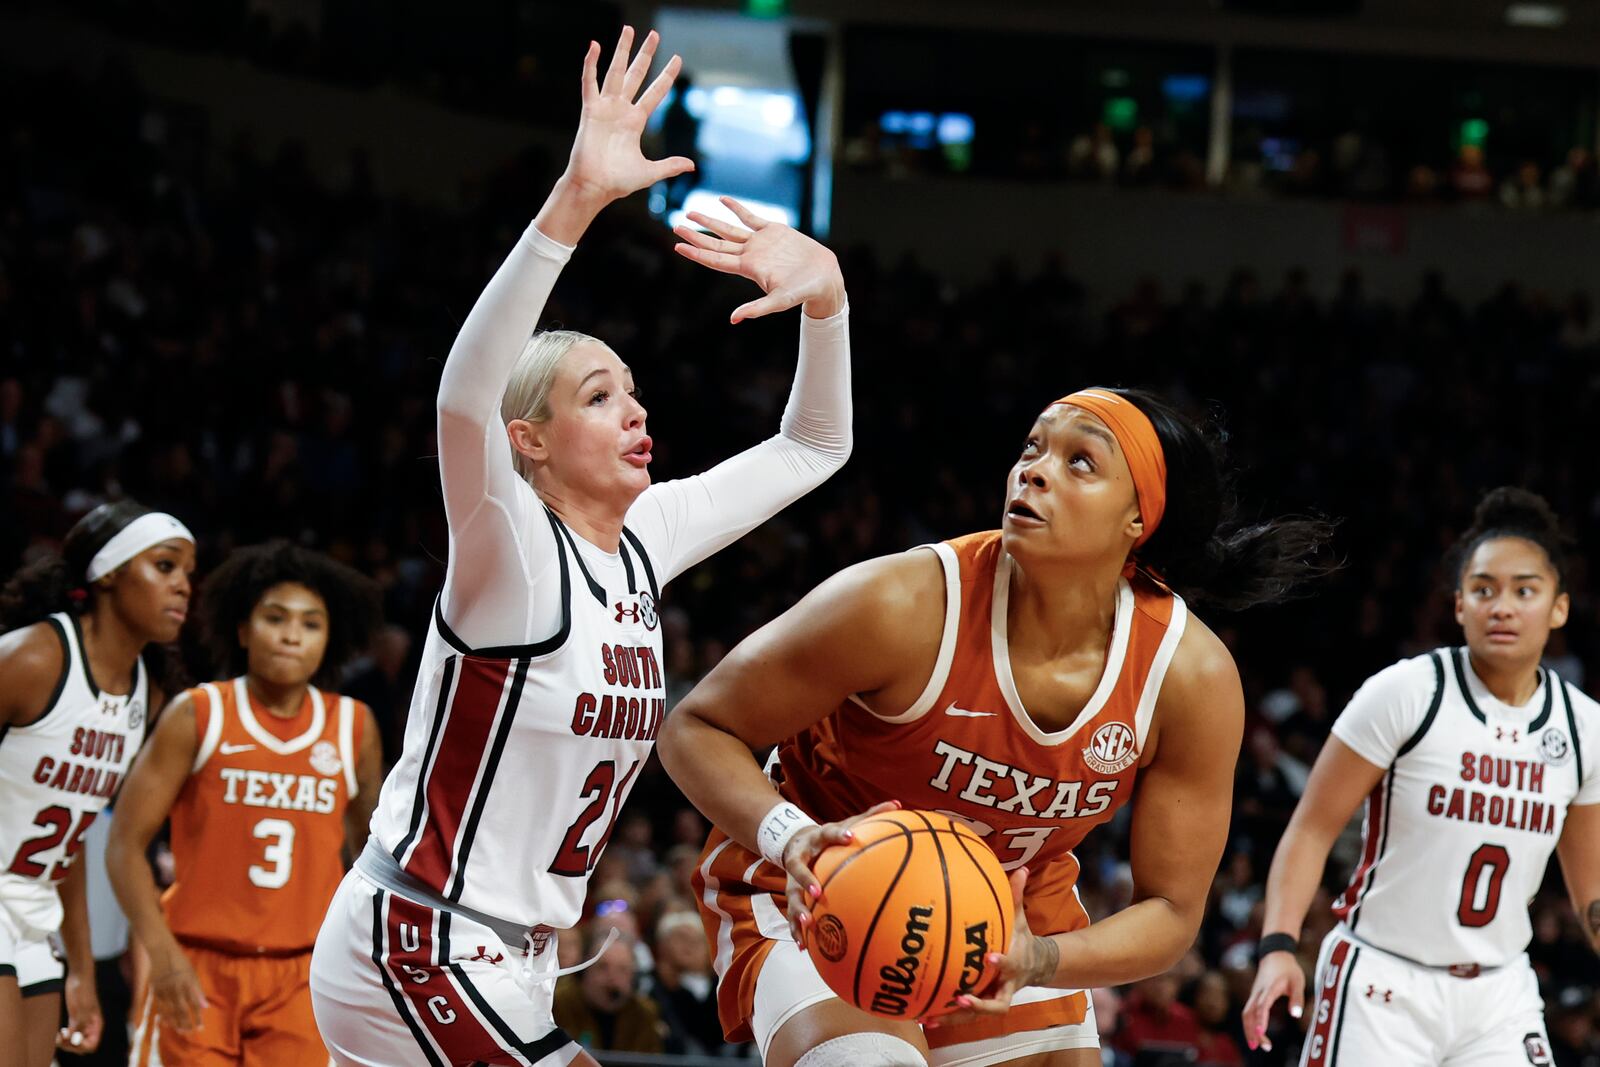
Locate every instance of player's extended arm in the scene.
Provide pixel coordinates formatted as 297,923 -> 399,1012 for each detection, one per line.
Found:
343,703 -> 384,863
633,207 -> 852,585
658,550 -> 942,923
104,692 -> 208,1033
55,858 -> 103,1052
436,27 -> 690,646
1556,802 -> 1600,954
1240,735 -> 1385,1050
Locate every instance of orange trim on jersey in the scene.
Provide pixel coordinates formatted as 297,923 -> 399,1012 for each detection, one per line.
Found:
1053,389 -> 1166,549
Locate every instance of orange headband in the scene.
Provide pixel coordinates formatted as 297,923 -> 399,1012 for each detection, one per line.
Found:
1053,389 -> 1167,550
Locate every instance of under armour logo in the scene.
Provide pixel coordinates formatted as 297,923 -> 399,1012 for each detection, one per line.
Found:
1364,985 -> 1393,1003
470,946 -> 504,965
614,601 -> 641,624
1496,727 -> 1520,743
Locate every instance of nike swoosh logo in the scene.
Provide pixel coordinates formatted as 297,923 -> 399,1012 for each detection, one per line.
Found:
944,703 -> 997,718
219,743 -> 257,755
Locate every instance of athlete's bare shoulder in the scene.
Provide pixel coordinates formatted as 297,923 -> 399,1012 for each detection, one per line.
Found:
1150,611 -> 1244,749
0,620 -> 68,727
784,547 -> 948,714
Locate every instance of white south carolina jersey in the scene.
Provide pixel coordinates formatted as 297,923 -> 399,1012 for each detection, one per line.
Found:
369,512 -> 666,930
1330,647 -> 1600,967
0,612 -> 147,936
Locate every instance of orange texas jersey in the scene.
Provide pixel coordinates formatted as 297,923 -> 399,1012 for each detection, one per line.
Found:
161,677 -> 364,954
775,530 -> 1188,934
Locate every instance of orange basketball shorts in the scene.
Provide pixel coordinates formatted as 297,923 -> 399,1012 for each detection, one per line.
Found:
130,942 -> 327,1067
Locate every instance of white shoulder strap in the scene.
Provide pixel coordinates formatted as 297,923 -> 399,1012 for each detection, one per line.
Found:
337,695 -> 360,797
192,682 -> 226,774
1133,597 -> 1189,750
852,543 -> 962,725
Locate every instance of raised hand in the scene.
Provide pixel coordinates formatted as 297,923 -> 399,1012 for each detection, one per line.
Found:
674,198 -> 847,323
539,27 -> 692,244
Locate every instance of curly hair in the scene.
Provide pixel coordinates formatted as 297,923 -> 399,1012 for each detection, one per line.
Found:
1443,486 -> 1574,592
199,541 -> 383,688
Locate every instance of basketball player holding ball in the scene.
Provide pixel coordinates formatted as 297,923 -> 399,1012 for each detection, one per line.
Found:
659,389 -> 1333,1067
1242,487 -> 1600,1066
309,26 -> 854,1067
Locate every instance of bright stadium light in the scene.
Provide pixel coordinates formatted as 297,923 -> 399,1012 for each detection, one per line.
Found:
1504,3 -> 1567,27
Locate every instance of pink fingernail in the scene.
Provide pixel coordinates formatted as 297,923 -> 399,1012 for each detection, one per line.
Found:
842,831 -> 854,841
808,884 -> 821,900
986,953 -> 1002,965
924,1020 -> 940,1031
956,995 -> 972,1008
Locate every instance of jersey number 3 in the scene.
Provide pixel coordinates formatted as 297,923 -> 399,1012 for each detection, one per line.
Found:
549,760 -> 641,877
249,818 -> 296,889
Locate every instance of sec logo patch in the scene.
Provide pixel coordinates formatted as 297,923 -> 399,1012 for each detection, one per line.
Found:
1084,722 -> 1138,774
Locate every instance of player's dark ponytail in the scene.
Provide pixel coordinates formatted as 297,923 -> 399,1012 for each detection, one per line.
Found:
0,500 -> 155,631
1113,389 -> 1338,611
1443,487 -> 1571,591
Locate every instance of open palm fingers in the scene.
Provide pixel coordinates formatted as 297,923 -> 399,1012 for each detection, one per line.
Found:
601,26 -> 636,95
685,210 -> 752,243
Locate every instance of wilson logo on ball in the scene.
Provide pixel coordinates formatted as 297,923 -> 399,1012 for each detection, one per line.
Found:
1083,722 -> 1138,774
871,905 -> 934,1017
813,914 -> 848,962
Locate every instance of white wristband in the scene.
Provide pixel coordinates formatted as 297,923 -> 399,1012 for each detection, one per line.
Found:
756,800 -> 817,868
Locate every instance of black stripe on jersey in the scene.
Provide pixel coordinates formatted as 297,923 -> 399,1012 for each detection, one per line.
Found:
440,910 -> 575,1065
1328,945 -> 1361,1066
1452,648 -> 1486,725
1453,647 -> 1551,730
1397,651 -> 1447,758
0,963 -> 13,979
618,539 -> 638,595
68,612 -> 100,696
550,513 -> 607,607
393,657 -> 458,863
372,889 -> 449,1067
1561,679 -> 1586,788
621,527 -> 659,599
1529,672 -> 1554,732
432,510 -> 573,659
446,658 -> 532,902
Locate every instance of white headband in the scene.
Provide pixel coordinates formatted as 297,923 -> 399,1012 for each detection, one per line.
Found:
86,513 -> 195,582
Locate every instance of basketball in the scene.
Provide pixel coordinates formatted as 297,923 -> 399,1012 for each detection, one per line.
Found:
804,810 -> 1013,1021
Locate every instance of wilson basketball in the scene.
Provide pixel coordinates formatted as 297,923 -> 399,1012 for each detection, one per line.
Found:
805,810 -> 1013,1020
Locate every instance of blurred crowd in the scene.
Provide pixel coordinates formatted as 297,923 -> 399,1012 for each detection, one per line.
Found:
5,58 -> 1600,1067
848,115 -> 1600,214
